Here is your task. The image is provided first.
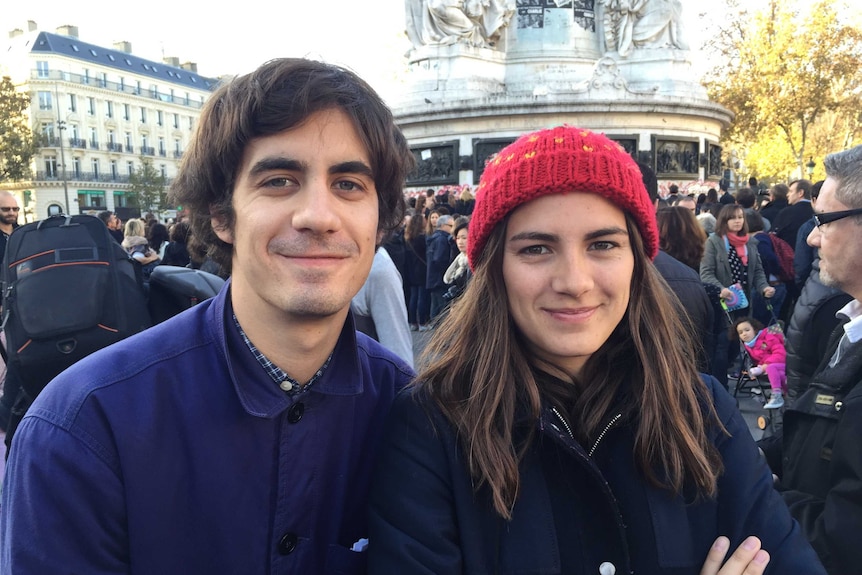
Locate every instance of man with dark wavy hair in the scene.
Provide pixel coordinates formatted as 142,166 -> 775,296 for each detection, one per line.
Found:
1,59 -> 415,574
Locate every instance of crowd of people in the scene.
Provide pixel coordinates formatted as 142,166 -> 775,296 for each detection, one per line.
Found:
0,57 -> 859,575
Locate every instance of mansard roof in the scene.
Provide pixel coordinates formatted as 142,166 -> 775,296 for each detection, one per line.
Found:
30,31 -> 218,91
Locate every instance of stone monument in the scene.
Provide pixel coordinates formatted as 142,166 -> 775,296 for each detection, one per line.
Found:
395,0 -> 732,195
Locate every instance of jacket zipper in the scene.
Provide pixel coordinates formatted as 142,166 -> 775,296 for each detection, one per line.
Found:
589,413 -> 622,457
551,406 -> 574,439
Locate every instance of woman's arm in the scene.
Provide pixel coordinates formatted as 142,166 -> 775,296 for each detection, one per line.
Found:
700,236 -> 725,290
369,392 -> 464,574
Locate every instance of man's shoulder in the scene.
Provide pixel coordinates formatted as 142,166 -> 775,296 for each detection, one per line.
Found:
355,332 -> 415,382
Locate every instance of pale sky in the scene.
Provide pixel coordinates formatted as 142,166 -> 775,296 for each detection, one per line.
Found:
0,0 -> 411,102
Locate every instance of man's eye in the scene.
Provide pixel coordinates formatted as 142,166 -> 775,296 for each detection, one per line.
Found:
335,180 -> 363,192
263,177 -> 291,188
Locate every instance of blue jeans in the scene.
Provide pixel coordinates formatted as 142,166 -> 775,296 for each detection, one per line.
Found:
428,287 -> 448,321
751,284 -> 787,327
408,285 -> 429,325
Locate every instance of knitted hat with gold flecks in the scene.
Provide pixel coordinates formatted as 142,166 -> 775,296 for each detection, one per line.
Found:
467,126 -> 658,268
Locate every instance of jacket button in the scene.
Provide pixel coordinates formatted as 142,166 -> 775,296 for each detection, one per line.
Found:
278,532 -> 298,555
599,562 -> 616,575
287,402 -> 304,424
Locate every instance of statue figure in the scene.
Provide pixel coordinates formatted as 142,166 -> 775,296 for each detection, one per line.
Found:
598,0 -> 688,57
406,0 -> 516,50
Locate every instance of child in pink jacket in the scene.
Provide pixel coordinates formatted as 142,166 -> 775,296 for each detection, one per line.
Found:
733,317 -> 787,409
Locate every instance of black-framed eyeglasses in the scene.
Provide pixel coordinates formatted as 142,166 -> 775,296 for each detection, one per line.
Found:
813,208 -> 862,228
0,207 -> 19,213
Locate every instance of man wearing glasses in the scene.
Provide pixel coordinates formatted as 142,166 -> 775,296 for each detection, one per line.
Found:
770,144 -> 862,574
0,191 -> 20,257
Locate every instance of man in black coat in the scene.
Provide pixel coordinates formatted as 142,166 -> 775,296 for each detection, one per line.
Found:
772,179 -> 814,247
768,145 -> 862,574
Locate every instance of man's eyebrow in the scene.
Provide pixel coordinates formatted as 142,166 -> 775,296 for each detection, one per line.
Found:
330,161 -> 374,179
247,157 -> 306,178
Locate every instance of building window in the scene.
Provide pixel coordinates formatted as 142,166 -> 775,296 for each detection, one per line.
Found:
125,132 -> 133,151
106,101 -> 114,118
99,72 -> 108,88
83,68 -> 90,84
160,164 -> 167,179
158,137 -> 166,156
110,160 -> 118,180
89,127 -> 98,149
41,122 -> 56,144
44,156 -> 58,178
73,157 -> 81,179
184,92 -> 190,105
38,91 -> 53,110
150,84 -> 158,98
79,191 -> 105,208
92,158 -> 100,179
188,117 -> 194,131
119,77 -> 125,91
157,110 -> 163,126
123,103 -> 130,121
140,108 -> 147,123
173,113 -> 179,129
114,191 -> 128,208
127,161 -> 134,176
37,61 -> 49,78
135,80 -> 142,95
70,124 -> 80,141
107,130 -> 116,146
174,138 -> 181,155
88,97 -> 96,115
69,93 -> 77,112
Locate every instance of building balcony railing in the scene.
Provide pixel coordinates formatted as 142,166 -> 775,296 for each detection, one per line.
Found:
69,138 -> 88,149
37,135 -> 59,147
31,69 -> 207,109
35,170 -> 133,183
158,149 -> 167,157
106,142 -> 124,152
173,151 -> 183,159
141,146 -> 155,156
89,140 -> 100,149
126,145 -> 134,153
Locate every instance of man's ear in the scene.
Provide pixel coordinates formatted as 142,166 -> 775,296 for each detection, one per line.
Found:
212,214 -> 234,245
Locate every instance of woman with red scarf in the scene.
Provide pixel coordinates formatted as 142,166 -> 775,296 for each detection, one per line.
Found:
701,204 -> 775,388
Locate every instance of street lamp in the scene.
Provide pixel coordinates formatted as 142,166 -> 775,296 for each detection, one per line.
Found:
806,157 -> 816,179
54,84 -> 70,215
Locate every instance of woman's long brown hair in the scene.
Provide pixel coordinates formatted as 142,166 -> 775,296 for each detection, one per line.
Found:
416,212 -> 724,519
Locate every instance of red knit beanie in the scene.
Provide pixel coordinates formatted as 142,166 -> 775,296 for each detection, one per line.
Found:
467,126 -> 659,268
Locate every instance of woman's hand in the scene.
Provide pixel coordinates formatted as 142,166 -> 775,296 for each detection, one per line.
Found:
700,536 -> 769,575
762,286 -> 775,298
720,288 -> 733,301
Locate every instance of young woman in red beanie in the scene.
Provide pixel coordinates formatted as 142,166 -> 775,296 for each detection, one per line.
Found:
368,126 -> 825,575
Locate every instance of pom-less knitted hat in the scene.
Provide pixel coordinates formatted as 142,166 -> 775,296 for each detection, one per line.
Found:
467,126 -> 659,268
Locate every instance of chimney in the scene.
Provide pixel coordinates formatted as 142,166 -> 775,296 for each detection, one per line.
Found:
180,61 -> 198,73
113,41 -> 132,54
163,56 -> 180,67
55,25 -> 79,38
8,28 -> 23,39
27,20 -> 37,32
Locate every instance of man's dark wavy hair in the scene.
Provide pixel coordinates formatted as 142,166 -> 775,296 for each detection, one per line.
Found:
169,58 -> 414,275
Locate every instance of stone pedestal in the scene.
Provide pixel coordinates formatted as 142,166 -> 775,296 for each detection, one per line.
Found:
396,0 -> 732,195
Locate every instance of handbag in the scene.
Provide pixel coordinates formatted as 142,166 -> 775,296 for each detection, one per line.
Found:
723,282 -> 749,312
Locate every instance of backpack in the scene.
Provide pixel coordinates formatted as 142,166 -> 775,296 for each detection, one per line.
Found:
147,265 -> 225,325
767,232 -> 795,283
1,215 -> 152,399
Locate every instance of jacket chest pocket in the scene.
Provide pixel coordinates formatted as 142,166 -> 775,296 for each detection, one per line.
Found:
324,542 -> 367,575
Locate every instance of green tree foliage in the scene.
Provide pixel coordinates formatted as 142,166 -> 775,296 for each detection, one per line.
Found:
0,76 -> 36,182
704,0 -> 862,180
128,156 -> 168,214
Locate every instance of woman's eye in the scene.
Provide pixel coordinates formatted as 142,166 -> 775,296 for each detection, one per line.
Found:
590,241 -> 618,251
521,245 -> 549,255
